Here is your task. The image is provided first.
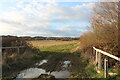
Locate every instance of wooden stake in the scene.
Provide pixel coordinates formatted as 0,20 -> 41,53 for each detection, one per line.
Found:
104,58 -> 108,78
96,51 -> 98,63
98,52 -> 102,70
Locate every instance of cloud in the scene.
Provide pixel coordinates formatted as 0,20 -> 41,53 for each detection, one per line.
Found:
0,1 -> 94,37
0,12 -> 27,23
0,21 -> 21,34
57,25 -> 88,31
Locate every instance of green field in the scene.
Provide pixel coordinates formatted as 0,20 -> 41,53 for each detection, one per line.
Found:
27,40 -> 120,79
28,40 -> 91,78
28,40 -> 106,78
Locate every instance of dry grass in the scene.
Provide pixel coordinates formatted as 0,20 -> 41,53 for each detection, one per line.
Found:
27,40 -> 79,48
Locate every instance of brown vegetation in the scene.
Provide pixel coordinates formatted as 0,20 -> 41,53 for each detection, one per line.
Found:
27,40 -> 79,47
80,2 -> 118,51
2,36 -> 39,65
79,2 -> 120,68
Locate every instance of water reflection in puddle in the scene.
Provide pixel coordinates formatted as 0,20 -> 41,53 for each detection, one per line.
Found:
63,61 -> 71,68
16,60 -> 71,79
51,70 -> 70,78
16,68 -> 46,78
35,59 -> 48,66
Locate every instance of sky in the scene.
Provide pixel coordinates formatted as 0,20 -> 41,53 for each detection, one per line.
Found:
0,0 -> 96,37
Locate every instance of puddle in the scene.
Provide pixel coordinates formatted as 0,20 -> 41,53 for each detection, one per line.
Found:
16,68 -> 47,78
64,61 -> 71,64
63,61 -> 71,68
16,60 -> 71,79
51,70 -> 70,78
16,68 -> 70,79
35,60 -> 48,66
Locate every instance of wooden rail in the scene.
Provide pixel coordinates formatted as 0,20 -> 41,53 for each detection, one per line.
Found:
93,47 -> 120,61
93,47 -> 120,78
0,46 -> 24,49
0,46 -> 25,54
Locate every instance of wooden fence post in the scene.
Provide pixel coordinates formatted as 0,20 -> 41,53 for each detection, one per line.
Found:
98,52 -> 102,70
104,58 -> 108,78
93,47 -> 120,77
96,51 -> 98,63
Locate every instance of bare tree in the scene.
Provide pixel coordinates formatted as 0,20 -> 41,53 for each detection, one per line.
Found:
91,2 -> 119,51
80,2 -> 119,52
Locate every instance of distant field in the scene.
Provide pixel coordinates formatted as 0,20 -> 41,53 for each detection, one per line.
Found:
27,40 -> 79,48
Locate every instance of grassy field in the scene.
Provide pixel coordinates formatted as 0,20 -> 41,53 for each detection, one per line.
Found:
2,40 -> 99,78
3,40 -> 118,79
3,40 -> 81,78
27,40 -> 92,78
27,40 -> 79,47
28,40 -> 119,79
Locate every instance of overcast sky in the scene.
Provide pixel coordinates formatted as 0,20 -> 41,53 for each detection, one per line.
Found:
0,0 -> 96,37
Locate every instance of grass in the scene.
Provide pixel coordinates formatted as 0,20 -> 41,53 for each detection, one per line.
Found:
85,65 -> 104,78
4,40 -> 118,79
36,41 -> 91,78
40,43 -> 78,52
2,40 -> 79,78
27,40 -> 79,47
84,65 -> 120,79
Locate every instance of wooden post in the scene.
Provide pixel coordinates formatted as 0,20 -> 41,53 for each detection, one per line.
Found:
98,52 -> 102,70
93,49 -> 96,61
96,51 -> 98,63
104,58 -> 108,78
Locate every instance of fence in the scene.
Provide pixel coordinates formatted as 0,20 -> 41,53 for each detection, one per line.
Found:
93,47 -> 120,78
0,46 -> 25,54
